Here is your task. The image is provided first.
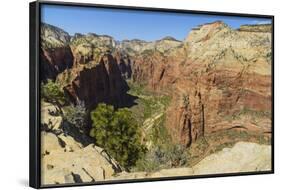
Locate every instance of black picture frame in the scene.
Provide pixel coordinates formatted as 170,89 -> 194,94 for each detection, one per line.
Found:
30,1 -> 274,188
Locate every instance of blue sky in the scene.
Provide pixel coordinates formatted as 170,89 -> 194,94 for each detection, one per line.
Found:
41,4 -> 271,41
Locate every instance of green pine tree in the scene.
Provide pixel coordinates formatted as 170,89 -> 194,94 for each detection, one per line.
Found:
90,103 -> 146,169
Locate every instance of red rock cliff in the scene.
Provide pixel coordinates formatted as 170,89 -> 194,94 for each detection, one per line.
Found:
130,21 -> 272,146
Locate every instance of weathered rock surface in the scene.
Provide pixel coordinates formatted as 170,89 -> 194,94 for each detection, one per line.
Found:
41,21 -> 272,147
130,21 -> 272,146
70,33 -> 116,65
111,142 -> 271,180
192,141 -> 271,174
114,51 -> 132,79
61,54 -> 130,109
40,22 -> 272,185
41,23 -> 73,81
41,132 -> 122,185
41,24 -> 133,109
118,37 -> 182,56
41,101 -> 122,185
41,23 -> 71,48
41,101 -> 62,131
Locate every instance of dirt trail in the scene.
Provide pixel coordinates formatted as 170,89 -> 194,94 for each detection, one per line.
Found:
130,87 -> 166,132
142,103 -> 165,132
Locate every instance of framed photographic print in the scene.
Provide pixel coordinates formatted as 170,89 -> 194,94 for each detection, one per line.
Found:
29,1 -> 274,188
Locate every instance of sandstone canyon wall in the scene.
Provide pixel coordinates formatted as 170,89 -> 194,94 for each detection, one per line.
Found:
41,21 -> 272,148
41,23 -> 131,109
129,21 -> 272,146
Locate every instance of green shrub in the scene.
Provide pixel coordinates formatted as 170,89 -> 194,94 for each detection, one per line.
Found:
64,100 -> 87,131
135,143 -> 187,172
134,146 -> 163,172
165,144 -> 188,167
41,79 -> 66,114
90,103 -> 146,169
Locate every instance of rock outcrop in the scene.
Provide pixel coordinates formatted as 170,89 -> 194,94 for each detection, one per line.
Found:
113,51 -> 132,79
70,33 -> 116,65
41,102 -> 122,185
130,21 -> 272,146
40,23 -> 73,81
192,141 -> 271,174
62,54 -> 130,109
111,142 -> 271,180
41,24 -> 132,109
41,132 -> 122,185
118,37 -> 182,56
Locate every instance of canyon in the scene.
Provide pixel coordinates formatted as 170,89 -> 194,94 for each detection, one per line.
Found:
40,21 -> 272,184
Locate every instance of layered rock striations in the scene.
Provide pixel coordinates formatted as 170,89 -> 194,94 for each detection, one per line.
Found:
41,24 -> 130,109
40,21 -> 272,183
129,21 -> 272,146
41,21 -> 272,149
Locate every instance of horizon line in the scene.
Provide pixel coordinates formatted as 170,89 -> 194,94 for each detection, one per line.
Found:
41,21 -> 271,42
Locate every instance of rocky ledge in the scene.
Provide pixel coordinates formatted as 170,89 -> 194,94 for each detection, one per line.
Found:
41,102 -> 122,185
111,142 -> 271,180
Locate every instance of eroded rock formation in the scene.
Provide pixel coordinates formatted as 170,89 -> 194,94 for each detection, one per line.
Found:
62,54 -> 130,109
41,23 -> 131,109
129,21 -> 272,146
41,21 -> 272,148
41,102 -> 122,185
40,23 -> 74,80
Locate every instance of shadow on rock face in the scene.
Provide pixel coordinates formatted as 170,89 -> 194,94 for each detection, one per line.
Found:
118,92 -> 138,109
61,120 -> 94,147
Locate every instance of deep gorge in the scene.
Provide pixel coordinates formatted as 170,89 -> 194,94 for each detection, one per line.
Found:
40,21 -> 272,184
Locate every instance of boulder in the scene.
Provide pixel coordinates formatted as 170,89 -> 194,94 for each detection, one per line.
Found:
41,132 -> 122,185
41,101 -> 62,131
192,142 -> 271,174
